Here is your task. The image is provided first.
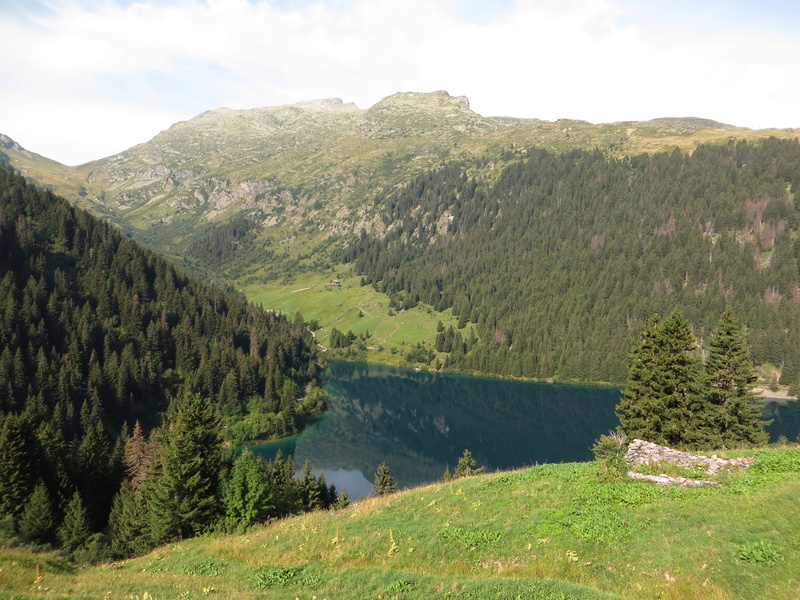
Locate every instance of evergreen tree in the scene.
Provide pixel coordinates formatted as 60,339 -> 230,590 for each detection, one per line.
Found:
124,421 -> 157,494
57,491 -> 92,556
269,450 -> 301,517
334,488 -> 350,509
18,481 -> 56,545
616,311 -> 709,447
145,393 -> 223,543
297,459 -> 322,511
0,414 -> 38,517
108,480 -> 149,559
372,463 -> 397,496
34,421 -> 72,516
616,314 -> 668,443
704,309 -> 770,447
317,472 -> 332,509
454,449 -> 484,478
74,416 -> 113,529
219,449 -> 276,532
442,465 -> 453,482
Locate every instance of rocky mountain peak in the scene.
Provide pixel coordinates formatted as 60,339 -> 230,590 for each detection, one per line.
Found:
368,90 -> 471,113
363,90 -> 492,139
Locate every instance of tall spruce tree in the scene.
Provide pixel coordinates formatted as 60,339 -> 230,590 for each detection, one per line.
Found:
616,311 -> 710,447
269,450 -> 301,517
219,449 -> 276,533
18,481 -> 56,545
108,480 -> 149,559
57,491 -> 92,556
145,393 -> 223,544
124,421 -> 157,494
704,309 -> 769,447
74,416 -> 113,529
297,459 -> 322,511
0,414 -> 38,518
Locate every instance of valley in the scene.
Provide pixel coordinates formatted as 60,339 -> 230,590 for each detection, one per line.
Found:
6,92 -> 800,387
3,92 -> 800,600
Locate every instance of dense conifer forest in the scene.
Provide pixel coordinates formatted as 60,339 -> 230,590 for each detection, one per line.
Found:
0,166 -> 339,559
0,167 -> 325,435
343,138 -> 800,383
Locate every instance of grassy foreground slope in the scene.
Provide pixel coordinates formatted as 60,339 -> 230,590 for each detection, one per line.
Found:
3,449 -> 799,600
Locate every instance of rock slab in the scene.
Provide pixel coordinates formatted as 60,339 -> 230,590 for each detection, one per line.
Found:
624,438 -> 754,486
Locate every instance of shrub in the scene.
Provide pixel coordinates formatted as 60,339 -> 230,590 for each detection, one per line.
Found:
750,448 -> 800,474
592,431 -> 628,481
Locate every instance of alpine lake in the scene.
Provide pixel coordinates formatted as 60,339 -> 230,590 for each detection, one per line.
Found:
249,361 -> 800,500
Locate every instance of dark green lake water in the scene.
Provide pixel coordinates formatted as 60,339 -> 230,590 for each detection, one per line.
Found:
250,362 -> 800,500
250,362 -> 621,499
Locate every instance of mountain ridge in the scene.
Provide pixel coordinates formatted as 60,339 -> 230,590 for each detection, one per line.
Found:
3,90 -> 797,291
5,91 -> 786,255
0,90 -> 773,176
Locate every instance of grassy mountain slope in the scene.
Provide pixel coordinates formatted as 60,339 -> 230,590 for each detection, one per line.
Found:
3,448 -> 799,600
5,92 -> 800,377
6,92 -> 794,262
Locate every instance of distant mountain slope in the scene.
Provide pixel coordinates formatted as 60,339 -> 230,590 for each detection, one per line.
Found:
4,91 -> 793,282
343,138 -> 800,383
5,92 -> 800,383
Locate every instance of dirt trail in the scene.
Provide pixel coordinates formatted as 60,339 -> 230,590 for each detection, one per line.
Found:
374,320 -> 402,345
358,304 -> 375,318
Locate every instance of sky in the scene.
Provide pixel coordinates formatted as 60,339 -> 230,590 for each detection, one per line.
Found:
1,0 -> 799,166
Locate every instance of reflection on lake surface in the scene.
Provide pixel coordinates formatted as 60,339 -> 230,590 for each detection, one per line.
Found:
763,399 -> 800,444
250,362 -> 800,501
251,362 -> 621,500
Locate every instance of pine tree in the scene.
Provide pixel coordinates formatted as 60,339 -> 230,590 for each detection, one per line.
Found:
616,311 -> 708,447
145,393 -> 223,544
616,314 -> 665,442
108,480 -> 149,558
0,414 -> 38,517
372,463 -> 397,496
704,309 -> 769,447
219,449 -> 276,532
57,491 -> 92,555
442,465 -> 453,482
34,422 -> 72,517
317,472 -> 331,509
270,450 -> 301,517
124,421 -> 157,494
297,459 -> 322,511
18,481 -> 56,545
334,487 -> 350,509
74,416 -> 113,529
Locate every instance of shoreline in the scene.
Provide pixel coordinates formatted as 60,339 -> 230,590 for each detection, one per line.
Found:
754,386 -> 797,404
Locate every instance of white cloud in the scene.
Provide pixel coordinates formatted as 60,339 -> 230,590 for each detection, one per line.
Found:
0,0 -> 798,165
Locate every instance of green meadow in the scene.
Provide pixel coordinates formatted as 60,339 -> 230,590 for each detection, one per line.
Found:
242,271 -> 473,365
